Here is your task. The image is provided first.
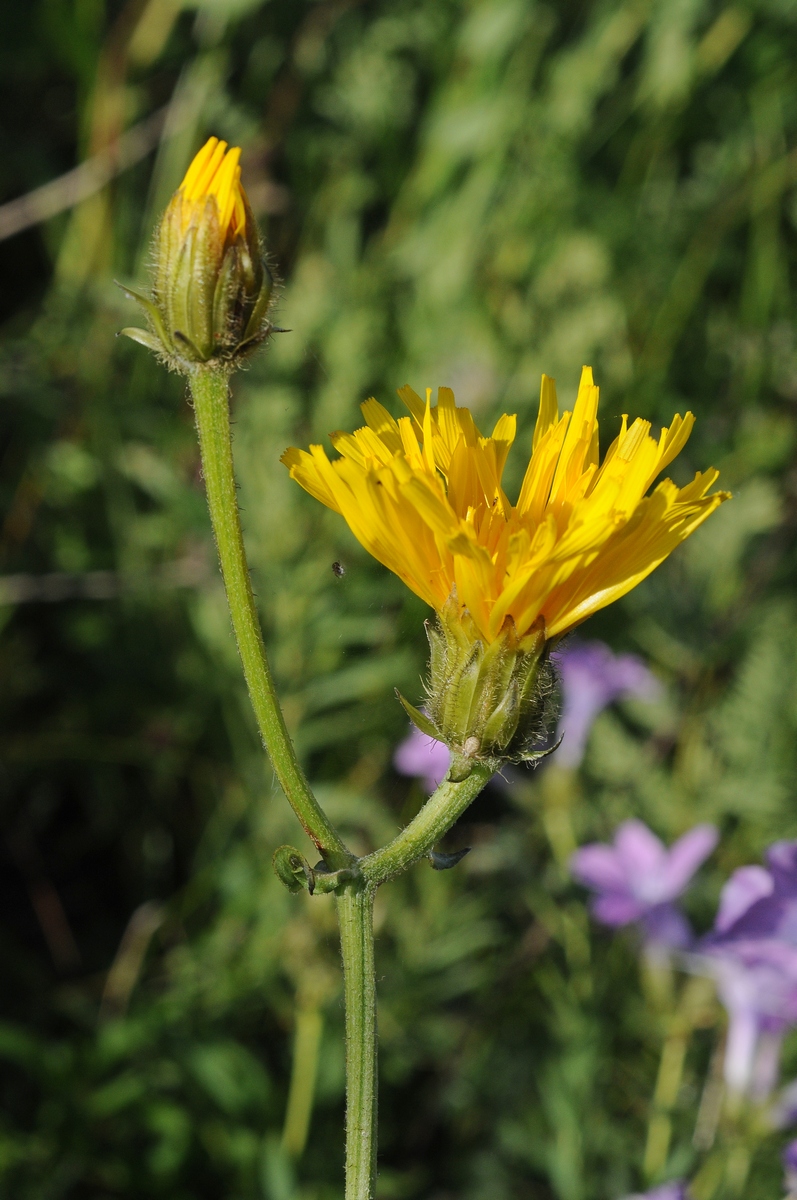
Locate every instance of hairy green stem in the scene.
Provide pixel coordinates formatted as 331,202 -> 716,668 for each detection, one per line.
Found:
360,764 -> 493,886
189,366 -> 349,864
337,882 -> 378,1200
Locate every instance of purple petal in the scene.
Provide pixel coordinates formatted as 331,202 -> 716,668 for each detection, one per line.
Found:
642,904 -> 693,950
724,1007 -> 760,1095
767,841 -> 797,895
556,641 -> 614,685
714,897 -> 789,942
614,820 -> 667,892
592,893 -> 646,926
699,945 -> 797,1023
552,642 -> 661,769
555,688 -> 612,767
715,866 -> 774,933
691,944 -> 797,1101
554,643 -> 629,767
605,653 -> 662,702
658,824 -> 718,900
574,820 -> 708,914
570,844 -> 628,892
394,726 -> 450,792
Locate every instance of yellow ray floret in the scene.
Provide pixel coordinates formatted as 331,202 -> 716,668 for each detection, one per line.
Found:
177,136 -> 247,241
282,370 -> 729,645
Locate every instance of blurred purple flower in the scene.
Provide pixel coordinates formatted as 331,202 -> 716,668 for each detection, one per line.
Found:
393,725 -> 450,792
552,641 -> 661,769
698,946 -> 797,1097
623,1182 -> 689,1200
710,842 -> 797,943
571,819 -> 718,949
692,842 -> 797,1098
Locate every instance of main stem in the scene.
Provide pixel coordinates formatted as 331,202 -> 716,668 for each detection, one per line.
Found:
337,882 -> 378,1200
189,366 -> 349,865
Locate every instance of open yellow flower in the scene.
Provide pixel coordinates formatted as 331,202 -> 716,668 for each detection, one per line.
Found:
120,137 -> 273,368
282,368 -> 728,646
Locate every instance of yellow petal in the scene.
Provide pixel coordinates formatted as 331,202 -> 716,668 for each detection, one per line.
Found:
280,446 -> 341,512
361,397 -> 403,453
533,374 -> 559,451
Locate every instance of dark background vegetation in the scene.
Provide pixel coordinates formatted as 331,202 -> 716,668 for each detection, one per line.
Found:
1,0 -> 797,1196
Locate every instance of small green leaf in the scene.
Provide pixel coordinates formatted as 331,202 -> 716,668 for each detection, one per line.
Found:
522,732 -> 563,766
115,280 -> 171,349
115,280 -> 155,310
118,327 -> 164,354
395,690 -> 442,741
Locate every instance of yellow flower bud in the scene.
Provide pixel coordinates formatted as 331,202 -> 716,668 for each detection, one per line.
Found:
119,137 -> 275,370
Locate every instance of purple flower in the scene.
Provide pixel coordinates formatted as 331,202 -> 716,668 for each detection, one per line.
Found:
552,641 -> 661,769
701,947 -> 797,1097
393,725 -> 450,792
710,842 -> 797,943
693,842 -> 797,1098
623,1182 -> 689,1200
571,820 -> 718,949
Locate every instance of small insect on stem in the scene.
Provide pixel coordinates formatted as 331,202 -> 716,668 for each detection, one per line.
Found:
331,561 -> 346,578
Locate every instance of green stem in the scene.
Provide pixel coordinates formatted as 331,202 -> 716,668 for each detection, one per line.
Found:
189,366 -> 349,864
281,1003 -> 324,1159
360,763 -> 493,886
337,881 -> 378,1200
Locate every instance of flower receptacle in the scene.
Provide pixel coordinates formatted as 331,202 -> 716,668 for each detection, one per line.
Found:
399,594 -> 557,771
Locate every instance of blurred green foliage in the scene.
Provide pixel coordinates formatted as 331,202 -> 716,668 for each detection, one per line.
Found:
2,0 -> 797,1196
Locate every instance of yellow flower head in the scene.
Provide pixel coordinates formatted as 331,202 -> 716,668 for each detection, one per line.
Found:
282,369 -> 729,648
176,136 -> 247,243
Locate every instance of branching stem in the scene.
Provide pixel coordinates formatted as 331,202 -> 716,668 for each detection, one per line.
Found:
361,764 -> 493,886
